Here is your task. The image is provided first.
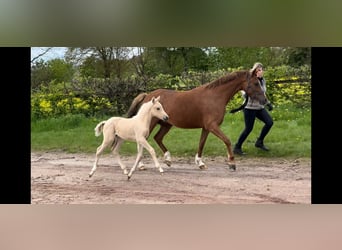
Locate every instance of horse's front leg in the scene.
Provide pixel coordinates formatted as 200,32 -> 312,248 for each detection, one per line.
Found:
195,128 -> 210,170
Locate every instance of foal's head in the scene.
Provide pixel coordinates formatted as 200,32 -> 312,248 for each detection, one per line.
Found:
244,68 -> 268,105
150,96 -> 169,122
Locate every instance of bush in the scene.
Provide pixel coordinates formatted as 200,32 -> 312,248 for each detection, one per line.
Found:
31,66 -> 311,119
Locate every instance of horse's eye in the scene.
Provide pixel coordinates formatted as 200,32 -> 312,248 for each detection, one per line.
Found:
157,107 -> 160,110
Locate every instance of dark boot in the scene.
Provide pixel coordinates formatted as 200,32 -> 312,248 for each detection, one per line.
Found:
233,144 -> 246,155
255,138 -> 269,151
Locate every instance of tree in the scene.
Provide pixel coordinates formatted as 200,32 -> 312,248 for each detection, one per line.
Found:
286,47 -> 311,67
207,47 -> 299,70
30,47 -> 53,65
177,47 -> 209,72
31,60 -> 52,89
49,59 -> 74,83
66,47 -> 132,78
31,58 -> 74,90
135,47 -> 210,76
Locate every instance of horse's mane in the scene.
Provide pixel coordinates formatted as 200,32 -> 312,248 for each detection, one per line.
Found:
126,92 -> 147,117
135,98 -> 152,115
204,70 -> 248,89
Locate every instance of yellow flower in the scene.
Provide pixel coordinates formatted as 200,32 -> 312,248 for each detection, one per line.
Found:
39,100 -> 53,113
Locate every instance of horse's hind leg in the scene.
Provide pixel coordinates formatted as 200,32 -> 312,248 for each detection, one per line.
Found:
153,123 -> 173,166
195,128 -> 210,170
111,137 -> 128,175
89,131 -> 115,178
89,142 -> 110,177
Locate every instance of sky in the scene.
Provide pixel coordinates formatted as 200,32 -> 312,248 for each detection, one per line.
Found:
31,47 -> 67,62
30,47 -> 139,62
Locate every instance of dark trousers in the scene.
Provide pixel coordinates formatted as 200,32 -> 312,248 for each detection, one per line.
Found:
235,108 -> 273,147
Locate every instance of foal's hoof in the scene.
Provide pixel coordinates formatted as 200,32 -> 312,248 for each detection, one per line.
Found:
165,160 -> 171,167
127,175 -> 131,181
199,164 -> 207,170
228,164 -> 236,171
138,166 -> 146,171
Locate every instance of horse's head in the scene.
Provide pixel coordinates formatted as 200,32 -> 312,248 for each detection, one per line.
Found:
151,96 -> 169,122
244,71 -> 268,105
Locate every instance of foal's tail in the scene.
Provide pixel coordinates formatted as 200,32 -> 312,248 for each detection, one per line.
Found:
126,92 -> 148,118
94,121 -> 106,136
95,119 -> 118,151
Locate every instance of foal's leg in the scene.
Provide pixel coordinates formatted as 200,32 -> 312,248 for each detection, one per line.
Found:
135,120 -> 157,171
128,138 -> 164,180
89,133 -> 115,177
111,137 -> 128,175
195,128 -> 210,170
132,121 -> 172,171
127,143 -> 144,180
208,124 -> 236,171
140,138 -> 164,174
153,122 -> 173,166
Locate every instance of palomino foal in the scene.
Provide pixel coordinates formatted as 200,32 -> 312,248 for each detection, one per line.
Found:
89,96 -> 169,180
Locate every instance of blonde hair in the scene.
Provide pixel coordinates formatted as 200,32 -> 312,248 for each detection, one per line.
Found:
250,62 -> 263,73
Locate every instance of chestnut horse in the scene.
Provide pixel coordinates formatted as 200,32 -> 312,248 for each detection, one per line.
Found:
126,69 -> 267,171
89,96 -> 169,180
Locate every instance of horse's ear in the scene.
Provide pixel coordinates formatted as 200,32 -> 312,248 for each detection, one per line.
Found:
152,96 -> 160,104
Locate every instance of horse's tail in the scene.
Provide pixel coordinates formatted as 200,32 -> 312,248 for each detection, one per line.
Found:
94,121 -> 106,136
126,92 -> 148,118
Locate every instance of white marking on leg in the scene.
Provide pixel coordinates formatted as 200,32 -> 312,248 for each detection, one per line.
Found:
195,153 -> 207,169
138,161 -> 145,170
164,151 -> 171,161
141,138 -> 164,173
164,151 -> 171,166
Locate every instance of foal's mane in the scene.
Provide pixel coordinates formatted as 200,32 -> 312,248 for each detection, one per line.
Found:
135,98 -> 152,115
204,70 -> 248,89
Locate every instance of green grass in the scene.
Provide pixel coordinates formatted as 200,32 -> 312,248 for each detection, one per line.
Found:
31,104 -> 311,158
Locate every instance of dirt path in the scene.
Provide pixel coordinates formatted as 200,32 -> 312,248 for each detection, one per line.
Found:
31,152 -> 311,204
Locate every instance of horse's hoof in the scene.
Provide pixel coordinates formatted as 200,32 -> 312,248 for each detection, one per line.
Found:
88,173 -> 93,178
199,164 -> 207,170
165,160 -> 171,167
127,175 -> 131,180
138,166 -> 146,171
228,164 -> 236,171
